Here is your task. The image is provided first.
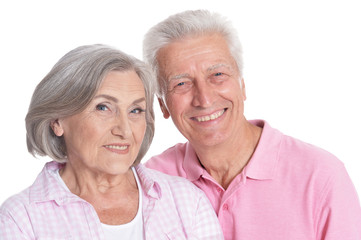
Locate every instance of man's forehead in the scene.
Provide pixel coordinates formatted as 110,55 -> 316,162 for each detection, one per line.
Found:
166,63 -> 236,81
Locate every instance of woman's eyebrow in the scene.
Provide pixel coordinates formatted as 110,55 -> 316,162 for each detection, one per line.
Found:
94,94 -> 118,103
94,95 -> 145,105
133,97 -> 146,104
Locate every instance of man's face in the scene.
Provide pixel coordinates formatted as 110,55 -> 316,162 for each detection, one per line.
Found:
157,33 -> 247,149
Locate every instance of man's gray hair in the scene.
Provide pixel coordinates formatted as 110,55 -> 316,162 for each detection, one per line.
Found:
26,44 -> 155,164
143,9 -> 243,97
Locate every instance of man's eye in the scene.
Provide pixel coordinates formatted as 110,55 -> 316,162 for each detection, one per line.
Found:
169,80 -> 193,93
96,104 -> 108,111
211,72 -> 228,83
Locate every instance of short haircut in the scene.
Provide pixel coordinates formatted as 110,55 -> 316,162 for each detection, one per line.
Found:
143,9 -> 243,97
26,44 -> 155,164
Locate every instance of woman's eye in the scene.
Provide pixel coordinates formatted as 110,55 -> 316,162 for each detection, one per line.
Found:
130,108 -> 145,114
177,82 -> 185,86
214,72 -> 223,76
96,104 -> 109,111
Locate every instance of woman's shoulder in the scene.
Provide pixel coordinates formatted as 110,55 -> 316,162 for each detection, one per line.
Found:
0,187 -> 31,219
0,161 -> 60,217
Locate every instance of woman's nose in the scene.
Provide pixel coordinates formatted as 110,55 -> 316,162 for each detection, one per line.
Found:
111,114 -> 132,138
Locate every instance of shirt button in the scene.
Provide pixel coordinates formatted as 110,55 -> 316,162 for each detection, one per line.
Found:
217,188 -> 222,193
222,204 -> 229,211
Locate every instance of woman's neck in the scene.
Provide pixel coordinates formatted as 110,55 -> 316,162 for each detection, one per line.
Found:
60,162 -> 137,196
60,162 -> 139,225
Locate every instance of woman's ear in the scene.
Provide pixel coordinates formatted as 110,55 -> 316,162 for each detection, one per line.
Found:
51,119 -> 64,137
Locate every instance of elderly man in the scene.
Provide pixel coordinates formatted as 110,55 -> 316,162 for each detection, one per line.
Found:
143,10 -> 361,239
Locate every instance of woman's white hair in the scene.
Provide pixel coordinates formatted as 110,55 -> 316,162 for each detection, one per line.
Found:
143,9 -> 243,97
26,44 -> 155,164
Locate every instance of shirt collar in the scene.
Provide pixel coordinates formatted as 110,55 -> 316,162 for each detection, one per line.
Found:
244,120 -> 282,181
30,162 -> 163,205
135,164 -> 162,200
29,161 -> 81,205
183,143 -> 208,181
182,119 -> 282,182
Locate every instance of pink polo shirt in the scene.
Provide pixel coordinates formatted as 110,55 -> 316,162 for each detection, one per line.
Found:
0,161 -> 223,239
146,120 -> 361,240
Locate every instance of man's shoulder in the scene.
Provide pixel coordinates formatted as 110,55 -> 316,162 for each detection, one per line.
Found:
281,134 -> 341,165
279,134 -> 345,181
145,142 -> 189,177
150,142 -> 188,160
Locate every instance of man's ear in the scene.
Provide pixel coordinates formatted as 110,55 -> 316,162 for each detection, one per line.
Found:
158,97 -> 170,119
241,78 -> 247,101
50,119 -> 64,137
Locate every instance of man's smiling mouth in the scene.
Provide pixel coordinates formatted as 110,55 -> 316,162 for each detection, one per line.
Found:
193,109 -> 226,122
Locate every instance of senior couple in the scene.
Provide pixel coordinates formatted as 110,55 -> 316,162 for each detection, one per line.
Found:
1,10 -> 361,240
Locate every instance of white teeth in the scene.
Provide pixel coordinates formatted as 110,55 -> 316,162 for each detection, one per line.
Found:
196,109 -> 225,122
105,145 -> 128,150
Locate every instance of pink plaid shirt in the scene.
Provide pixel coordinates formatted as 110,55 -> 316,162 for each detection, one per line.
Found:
0,161 -> 223,239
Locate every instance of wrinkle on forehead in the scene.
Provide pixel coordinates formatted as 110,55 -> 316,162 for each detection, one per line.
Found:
157,34 -> 238,82
169,63 -> 236,82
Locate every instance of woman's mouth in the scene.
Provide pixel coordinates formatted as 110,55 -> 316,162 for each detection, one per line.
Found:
104,145 -> 129,151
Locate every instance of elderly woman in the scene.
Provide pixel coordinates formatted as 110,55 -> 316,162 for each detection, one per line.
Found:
0,45 -> 223,239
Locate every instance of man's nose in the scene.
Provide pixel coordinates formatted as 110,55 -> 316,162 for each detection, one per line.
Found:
191,80 -> 215,108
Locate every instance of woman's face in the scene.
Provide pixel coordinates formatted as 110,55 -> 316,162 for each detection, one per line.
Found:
52,70 -> 147,176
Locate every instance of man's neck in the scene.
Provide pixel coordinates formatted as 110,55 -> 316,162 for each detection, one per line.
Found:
193,121 -> 262,189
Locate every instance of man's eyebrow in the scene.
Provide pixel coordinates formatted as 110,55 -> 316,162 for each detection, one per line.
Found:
207,63 -> 232,72
169,73 -> 191,81
167,64 -> 233,82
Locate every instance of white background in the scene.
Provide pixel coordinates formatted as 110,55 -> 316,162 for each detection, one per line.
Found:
0,0 -> 360,204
